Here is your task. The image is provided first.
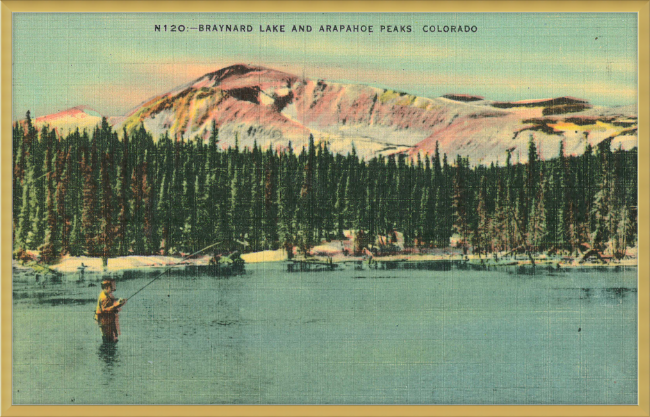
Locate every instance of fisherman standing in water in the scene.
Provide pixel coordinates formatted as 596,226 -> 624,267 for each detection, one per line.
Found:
95,279 -> 127,343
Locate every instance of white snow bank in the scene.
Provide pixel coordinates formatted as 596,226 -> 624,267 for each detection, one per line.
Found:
50,255 -> 206,273
311,242 -> 345,256
241,249 -> 286,263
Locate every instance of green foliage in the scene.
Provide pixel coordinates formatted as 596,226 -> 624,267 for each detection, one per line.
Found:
11,113 -> 639,261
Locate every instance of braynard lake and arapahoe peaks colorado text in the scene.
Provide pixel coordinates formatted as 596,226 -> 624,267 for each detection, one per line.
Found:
153,24 -> 479,34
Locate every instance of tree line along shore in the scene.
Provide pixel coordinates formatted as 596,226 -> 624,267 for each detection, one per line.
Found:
12,112 -> 637,270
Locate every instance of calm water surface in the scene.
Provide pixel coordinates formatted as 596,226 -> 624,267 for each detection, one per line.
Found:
13,263 -> 637,404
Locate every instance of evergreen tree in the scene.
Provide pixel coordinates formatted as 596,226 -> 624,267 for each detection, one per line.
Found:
524,136 -> 539,237
215,152 -> 231,245
262,146 -> 279,249
55,150 -> 72,255
249,152 -> 264,252
334,173 -> 347,239
98,152 -> 114,265
527,172 -> 547,252
130,160 -> 144,254
296,135 -> 317,253
80,138 -> 99,255
167,136 -> 185,253
559,141 -> 578,254
453,155 -> 470,254
591,140 -> 615,251
475,176 -> 490,256
27,126 -> 47,250
142,159 -> 156,254
197,156 -> 214,250
15,147 -> 33,252
157,169 -> 171,255
115,128 -> 130,256
209,120 -> 220,166
491,169 -> 507,252
613,205 -> 631,259
277,147 -> 296,257
577,143 -> 596,246
41,128 -> 58,263
437,154 -> 454,248
181,148 -> 197,252
69,214 -> 82,256
384,155 -> 399,237
418,186 -> 435,247
13,122 -> 26,235
229,158 -> 247,245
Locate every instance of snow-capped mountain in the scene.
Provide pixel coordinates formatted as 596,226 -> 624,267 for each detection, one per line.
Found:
34,64 -> 638,164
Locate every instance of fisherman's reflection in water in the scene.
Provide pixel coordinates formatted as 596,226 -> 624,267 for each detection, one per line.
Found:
97,342 -> 119,381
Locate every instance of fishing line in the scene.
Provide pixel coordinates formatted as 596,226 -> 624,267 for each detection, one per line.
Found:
125,241 -> 223,300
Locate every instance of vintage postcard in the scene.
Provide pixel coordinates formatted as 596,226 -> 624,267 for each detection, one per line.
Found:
6,8 -> 645,410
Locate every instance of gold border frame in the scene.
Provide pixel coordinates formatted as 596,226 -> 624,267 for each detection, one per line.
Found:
1,1 -> 648,416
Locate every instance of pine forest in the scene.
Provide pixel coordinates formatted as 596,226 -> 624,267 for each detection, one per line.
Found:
12,112 -> 638,264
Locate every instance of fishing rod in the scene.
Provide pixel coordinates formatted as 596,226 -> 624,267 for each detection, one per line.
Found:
125,241 -> 223,301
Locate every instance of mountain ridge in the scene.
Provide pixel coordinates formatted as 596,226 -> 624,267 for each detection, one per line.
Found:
32,64 -> 637,164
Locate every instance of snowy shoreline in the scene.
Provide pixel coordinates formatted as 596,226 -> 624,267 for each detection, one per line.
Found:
12,248 -> 638,280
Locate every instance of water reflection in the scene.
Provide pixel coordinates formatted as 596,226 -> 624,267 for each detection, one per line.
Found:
97,342 -> 119,382
12,266 -> 637,405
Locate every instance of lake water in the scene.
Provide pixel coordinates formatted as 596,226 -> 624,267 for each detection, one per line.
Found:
13,263 -> 638,404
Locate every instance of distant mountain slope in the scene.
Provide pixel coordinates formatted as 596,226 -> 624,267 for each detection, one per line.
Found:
411,103 -> 637,165
34,64 -> 638,164
34,105 -> 103,134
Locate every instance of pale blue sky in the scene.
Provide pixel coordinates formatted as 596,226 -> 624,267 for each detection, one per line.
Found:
12,12 -> 638,120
